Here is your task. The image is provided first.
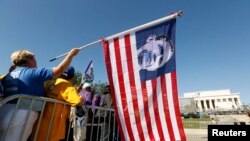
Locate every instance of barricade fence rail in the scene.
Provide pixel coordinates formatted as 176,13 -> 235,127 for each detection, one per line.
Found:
0,94 -> 121,141
1,94 -> 241,141
0,94 -> 73,141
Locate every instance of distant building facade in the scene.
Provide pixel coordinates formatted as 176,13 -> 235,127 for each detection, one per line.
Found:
179,89 -> 241,113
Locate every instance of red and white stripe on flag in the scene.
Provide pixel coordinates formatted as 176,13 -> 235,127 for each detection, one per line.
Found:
103,24 -> 186,141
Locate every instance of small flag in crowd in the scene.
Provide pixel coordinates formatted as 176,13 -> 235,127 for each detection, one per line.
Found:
81,60 -> 94,84
103,16 -> 186,141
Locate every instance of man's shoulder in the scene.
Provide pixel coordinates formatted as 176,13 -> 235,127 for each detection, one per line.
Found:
45,78 -> 70,86
55,78 -> 69,83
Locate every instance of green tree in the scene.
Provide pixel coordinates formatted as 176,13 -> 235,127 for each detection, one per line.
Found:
72,71 -> 82,86
92,81 -> 108,94
73,71 -> 108,94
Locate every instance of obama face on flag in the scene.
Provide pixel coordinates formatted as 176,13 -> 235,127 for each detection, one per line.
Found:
137,34 -> 174,71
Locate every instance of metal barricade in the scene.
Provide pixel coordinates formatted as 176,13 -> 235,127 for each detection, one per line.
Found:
0,94 -> 121,141
73,105 -> 120,141
0,94 -> 72,141
2,94 -> 216,141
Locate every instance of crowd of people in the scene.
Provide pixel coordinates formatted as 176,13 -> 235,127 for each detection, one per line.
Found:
73,83 -> 117,141
0,49 -> 117,141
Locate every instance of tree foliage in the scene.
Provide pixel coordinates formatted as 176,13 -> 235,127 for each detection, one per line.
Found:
72,71 -> 82,86
73,71 -> 108,94
91,81 -> 108,94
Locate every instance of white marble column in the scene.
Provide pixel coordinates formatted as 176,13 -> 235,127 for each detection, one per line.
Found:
209,99 -> 214,110
214,99 -> 218,110
196,100 -> 202,112
203,99 -> 208,111
238,97 -> 241,106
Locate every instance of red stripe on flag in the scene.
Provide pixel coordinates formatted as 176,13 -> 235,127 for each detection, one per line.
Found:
151,78 -> 164,140
124,34 -> 145,140
114,38 -> 135,141
171,72 -> 186,140
161,75 -> 175,140
141,81 -> 155,140
103,41 -> 126,141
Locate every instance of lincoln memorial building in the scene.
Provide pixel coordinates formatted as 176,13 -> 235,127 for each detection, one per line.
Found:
179,89 -> 241,112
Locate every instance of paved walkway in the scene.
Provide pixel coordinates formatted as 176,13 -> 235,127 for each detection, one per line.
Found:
185,129 -> 207,141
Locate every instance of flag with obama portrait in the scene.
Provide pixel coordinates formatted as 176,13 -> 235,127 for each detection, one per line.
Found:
103,12 -> 186,141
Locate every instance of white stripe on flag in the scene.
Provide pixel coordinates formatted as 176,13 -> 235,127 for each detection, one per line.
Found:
146,80 -> 160,140
156,76 -> 170,140
109,39 -> 130,141
166,73 -> 181,140
130,33 -> 150,141
119,36 -> 140,140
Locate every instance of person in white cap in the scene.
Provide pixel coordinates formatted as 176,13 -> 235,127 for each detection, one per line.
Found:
80,83 -> 92,105
74,82 -> 93,141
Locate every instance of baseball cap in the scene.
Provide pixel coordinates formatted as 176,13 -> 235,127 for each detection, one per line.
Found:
82,83 -> 91,89
62,66 -> 75,79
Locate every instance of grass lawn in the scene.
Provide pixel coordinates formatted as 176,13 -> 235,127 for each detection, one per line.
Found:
182,117 -> 212,128
182,117 -> 211,121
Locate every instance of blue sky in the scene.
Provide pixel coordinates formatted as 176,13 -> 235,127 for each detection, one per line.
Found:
1,0 -> 250,104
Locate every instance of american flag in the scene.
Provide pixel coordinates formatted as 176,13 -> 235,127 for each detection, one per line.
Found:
104,17 -> 186,141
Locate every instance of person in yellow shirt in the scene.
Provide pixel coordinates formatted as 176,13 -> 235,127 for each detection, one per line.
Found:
32,66 -> 83,141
